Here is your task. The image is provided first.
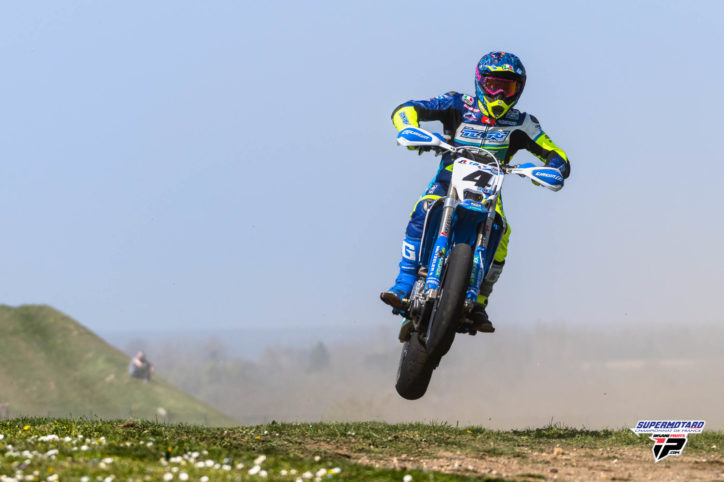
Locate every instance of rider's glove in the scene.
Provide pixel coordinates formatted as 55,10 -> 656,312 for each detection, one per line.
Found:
547,155 -> 570,179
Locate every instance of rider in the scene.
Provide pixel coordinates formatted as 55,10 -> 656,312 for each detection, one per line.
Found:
380,51 -> 570,333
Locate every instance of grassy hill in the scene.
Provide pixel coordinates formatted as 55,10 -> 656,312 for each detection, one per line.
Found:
0,305 -> 235,426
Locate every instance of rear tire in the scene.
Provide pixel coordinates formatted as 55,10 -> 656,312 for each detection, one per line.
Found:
395,333 -> 434,400
425,243 -> 473,359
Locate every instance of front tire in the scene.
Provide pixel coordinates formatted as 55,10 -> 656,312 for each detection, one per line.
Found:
425,243 -> 473,359
395,333 -> 434,400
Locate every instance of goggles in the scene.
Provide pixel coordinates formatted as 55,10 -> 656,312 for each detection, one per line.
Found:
479,76 -> 519,98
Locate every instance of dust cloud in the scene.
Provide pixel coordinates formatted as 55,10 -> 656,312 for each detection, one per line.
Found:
126,320 -> 724,430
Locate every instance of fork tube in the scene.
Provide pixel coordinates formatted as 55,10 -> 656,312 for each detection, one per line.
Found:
423,194 -> 456,293
467,226 -> 486,303
466,193 -> 499,303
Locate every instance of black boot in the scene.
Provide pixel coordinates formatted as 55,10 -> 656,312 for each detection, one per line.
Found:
468,304 -> 495,333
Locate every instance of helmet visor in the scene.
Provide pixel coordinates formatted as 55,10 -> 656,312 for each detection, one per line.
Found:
479,76 -> 519,98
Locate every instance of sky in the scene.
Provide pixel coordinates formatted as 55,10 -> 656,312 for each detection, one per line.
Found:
1,0 -> 723,339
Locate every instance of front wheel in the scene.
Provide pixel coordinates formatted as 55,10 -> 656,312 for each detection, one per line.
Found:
425,243 -> 473,359
395,333 -> 434,400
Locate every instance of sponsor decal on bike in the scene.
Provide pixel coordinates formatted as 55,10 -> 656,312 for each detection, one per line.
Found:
630,420 -> 705,463
533,170 -> 563,183
462,95 -> 474,105
400,128 -> 432,141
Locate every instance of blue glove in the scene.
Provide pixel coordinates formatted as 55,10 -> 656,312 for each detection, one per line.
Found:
547,155 -> 570,179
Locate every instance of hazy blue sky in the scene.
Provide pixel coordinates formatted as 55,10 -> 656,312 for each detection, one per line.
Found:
1,1 -> 723,336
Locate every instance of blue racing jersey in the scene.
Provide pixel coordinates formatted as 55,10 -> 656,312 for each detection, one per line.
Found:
392,92 -> 570,178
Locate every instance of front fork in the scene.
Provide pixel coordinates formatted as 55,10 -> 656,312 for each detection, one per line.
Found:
423,197 -> 455,294
465,194 -> 499,310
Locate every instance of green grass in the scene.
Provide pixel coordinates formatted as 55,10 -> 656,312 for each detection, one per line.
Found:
0,419 -> 490,481
0,305 -> 234,426
1,419 -> 721,481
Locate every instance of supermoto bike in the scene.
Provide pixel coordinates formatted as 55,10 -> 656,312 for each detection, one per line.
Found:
392,126 -> 564,400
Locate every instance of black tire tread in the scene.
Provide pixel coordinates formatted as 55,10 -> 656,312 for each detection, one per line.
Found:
395,333 -> 433,400
425,243 -> 473,358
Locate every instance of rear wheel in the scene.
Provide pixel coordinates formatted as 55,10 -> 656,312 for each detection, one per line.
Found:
425,243 -> 473,359
395,333 -> 434,400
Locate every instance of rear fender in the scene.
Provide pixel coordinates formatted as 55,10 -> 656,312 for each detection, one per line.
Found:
450,205 -> 488,248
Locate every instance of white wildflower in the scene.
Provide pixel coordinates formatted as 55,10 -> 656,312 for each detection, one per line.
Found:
171,467 -> 179,473
315,469 -> 327,477
221,465 -> 231,471
80,477 -> 91,482
313,455 -> 320,462
200,477 -> 209,482
302,471 -> 313,479
259,470 -> 268,478
103,477 -> 114,482
0,434 -> 4,440
248,465 -> 261,475
204,460 -> 214,468
289,469 -> 298,475
235,463 -> 244,470
63,437 -> 72,442
44,449 -> 59,458
253,455 -> 266,465
38,435 -> 59,442
163,473 -> 173,481
329,468 -> 341,475
178,473 -> 188,481
194,462 -> 205,469
280,470 -> 288,476
403,475 -> 413,482
47,475 -> 59,482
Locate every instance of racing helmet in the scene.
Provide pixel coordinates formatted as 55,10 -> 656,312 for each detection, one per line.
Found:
475,52 -> 527,119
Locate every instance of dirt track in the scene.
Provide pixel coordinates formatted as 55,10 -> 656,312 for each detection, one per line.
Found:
355,445 -> 724,481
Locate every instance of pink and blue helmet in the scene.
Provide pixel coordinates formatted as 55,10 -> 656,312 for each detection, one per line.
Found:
475,52 -> 527,119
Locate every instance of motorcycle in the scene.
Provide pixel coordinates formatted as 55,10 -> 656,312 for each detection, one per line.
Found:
392,126 -> 564,400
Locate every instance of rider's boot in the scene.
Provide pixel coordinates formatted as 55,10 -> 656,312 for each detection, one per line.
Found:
380,236 -> 420,310
468,260 -> 505,333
